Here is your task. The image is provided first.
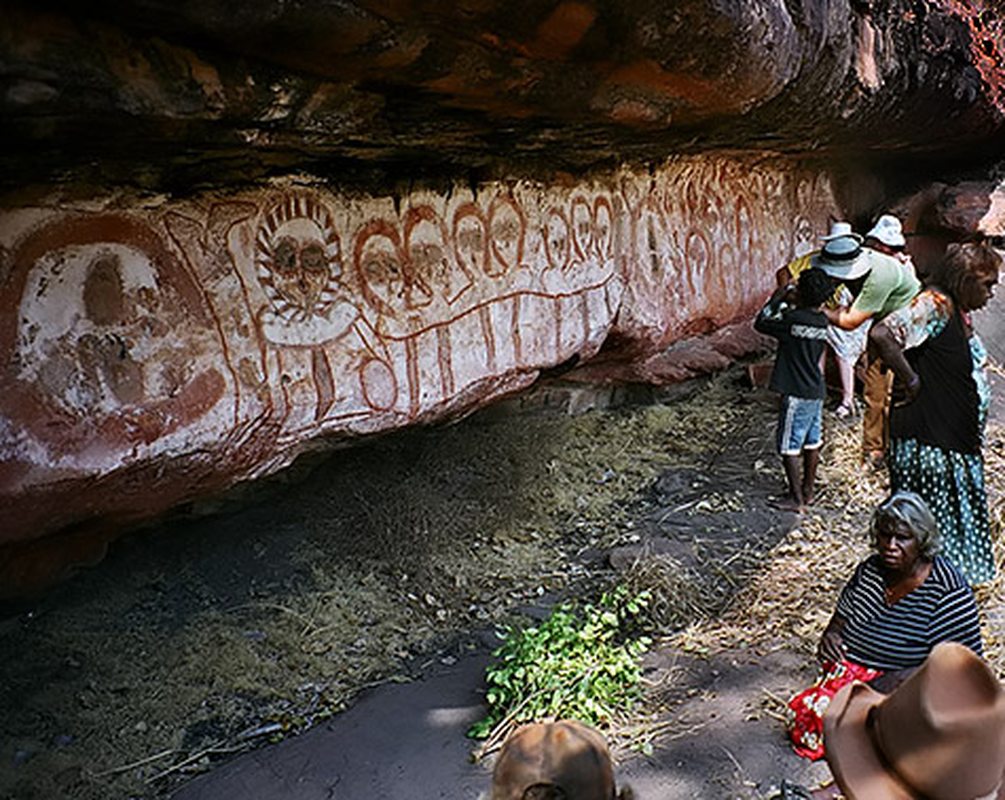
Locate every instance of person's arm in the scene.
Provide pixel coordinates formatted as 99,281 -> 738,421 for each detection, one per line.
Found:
870,290 -> 947,405
753,283 -> 795,336
825,305 -> 872,330
870,319 -> 920,405
821,561 -> 869,664
777,254 -> 811,288
817,613 -> 848,663
776,264 -> 794,288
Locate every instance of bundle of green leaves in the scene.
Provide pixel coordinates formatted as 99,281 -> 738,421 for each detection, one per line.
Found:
469,587 -> 651,740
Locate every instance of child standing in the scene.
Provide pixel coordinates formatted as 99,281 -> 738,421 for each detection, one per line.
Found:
754,267 -> 834,511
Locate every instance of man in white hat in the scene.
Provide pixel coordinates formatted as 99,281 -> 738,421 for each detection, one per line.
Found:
857,214 -> 919,467
813,216 -> 920,470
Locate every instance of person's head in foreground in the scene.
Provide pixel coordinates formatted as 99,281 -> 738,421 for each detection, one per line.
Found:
869,490 -> 940,573
490,719 -> 633,800
823,641 -> 1005,799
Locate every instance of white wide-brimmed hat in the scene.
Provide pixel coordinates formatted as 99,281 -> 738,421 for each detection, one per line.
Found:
811,234 -> 871,280
866,214 -> 907,248
821,221 -> 864,243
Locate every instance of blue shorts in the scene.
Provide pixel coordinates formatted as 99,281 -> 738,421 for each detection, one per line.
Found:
777,396 -> 823,456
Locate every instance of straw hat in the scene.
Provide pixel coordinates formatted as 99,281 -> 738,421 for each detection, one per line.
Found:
823,642 -> 1005,799
867,215 -> 907,248
490,720 -> 616,800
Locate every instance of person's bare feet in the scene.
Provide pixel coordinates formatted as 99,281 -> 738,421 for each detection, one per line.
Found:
863,451 -> 885,473
769,496 -> 804,512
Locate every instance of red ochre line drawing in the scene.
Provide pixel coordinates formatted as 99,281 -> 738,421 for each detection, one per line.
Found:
4,173 -> 819,445
479,305 -> 498,374
164,208 -> 256,430
224,206 -> 295,434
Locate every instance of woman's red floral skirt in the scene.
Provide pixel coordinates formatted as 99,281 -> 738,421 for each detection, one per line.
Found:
784,660 -> 882,760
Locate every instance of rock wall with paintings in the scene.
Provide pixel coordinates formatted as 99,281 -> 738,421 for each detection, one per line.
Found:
0,155 -> 836,593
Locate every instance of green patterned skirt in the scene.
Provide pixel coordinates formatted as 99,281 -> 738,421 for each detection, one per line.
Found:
888,438 -> 994,585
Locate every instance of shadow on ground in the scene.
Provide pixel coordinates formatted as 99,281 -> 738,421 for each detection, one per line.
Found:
2,367 -> 821,800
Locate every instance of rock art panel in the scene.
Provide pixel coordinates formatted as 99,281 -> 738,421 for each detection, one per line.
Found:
611,158 -> 835,355
0,155 -> 837,593
0,215 -> 231,475
0,214 -> 238,554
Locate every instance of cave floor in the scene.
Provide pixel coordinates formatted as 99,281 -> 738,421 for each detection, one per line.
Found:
1,365 -> 1003,800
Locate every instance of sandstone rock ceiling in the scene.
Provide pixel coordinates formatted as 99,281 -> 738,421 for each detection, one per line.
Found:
2,0 -> 1005,192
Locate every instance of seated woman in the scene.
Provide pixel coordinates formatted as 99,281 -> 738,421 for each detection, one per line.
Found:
787,490 -> 982,759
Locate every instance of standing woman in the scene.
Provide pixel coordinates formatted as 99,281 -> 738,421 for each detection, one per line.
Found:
870,241 -> 1002,584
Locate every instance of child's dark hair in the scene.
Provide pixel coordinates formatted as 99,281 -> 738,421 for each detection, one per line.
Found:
798,268 -> 833,308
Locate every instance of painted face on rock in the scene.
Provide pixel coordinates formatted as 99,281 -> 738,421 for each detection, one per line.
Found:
489,198 -> 523,275
594,198 -> 614,259
256,201 -> 341,321
787,217 -> 814,259
874,518 -> 921,573
454,212 -> 487,277
571,197 -> 593,259
267,236 -> 331,314
360,233 -> 404,315
407,218 -> 447,303
545,210 -> 570,271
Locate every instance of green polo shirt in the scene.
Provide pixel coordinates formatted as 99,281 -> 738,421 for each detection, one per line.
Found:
851,249 -> 920,320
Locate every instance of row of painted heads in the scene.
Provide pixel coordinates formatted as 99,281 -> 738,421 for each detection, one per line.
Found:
260,198 -> 617,281
257,202 -> 617,317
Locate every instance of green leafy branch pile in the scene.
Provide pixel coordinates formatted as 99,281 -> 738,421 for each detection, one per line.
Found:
468,587 -> 652,745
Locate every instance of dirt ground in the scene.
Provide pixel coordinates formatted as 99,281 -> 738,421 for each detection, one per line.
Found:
1,364 -> 1003,800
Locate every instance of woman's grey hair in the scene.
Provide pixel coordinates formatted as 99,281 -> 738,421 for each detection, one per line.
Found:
870,490 -> 941,559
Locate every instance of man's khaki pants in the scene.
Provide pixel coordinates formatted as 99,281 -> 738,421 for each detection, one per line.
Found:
862,345 -> 893,459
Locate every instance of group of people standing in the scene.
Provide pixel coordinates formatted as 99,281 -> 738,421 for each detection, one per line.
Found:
756,216 -> 999,587
755,215 -> 1005,795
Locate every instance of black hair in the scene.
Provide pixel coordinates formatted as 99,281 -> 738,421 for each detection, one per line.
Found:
797,267 -> 833,308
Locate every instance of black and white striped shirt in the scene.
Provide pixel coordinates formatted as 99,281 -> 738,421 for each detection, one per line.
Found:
836,555 -> 983,671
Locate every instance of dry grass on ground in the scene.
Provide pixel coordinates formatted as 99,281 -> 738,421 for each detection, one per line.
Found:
660,414 -> 1005,697
607,406 -> 1005,762
0,375 -> 747,800
1,368 -> 1002,800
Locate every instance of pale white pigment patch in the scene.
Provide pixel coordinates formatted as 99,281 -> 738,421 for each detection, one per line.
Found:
17,243 -> 159,414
